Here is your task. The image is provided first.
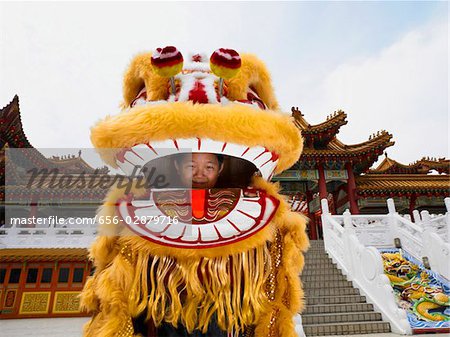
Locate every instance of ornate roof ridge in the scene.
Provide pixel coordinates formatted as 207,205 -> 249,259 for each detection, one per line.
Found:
371,154 -> 449,174
291,107 -> 348,134
356,173 -> 450,195
301,130 -> 394,156
357,173 -> 449,180
47,155 -> 106,173
1,95 -> 32,148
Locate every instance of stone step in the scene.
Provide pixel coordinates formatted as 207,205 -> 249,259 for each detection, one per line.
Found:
304,258 -> 334,264
303,312 -> 382,325
304,303 -> 374,315
305,259 -> 336,267
304,256 -> 333,261
306,295 -> 367,305
304,257 -> 332,262
302,273 -> 348,282
303,321 -> 391,336
304,252 -> 330,256
303,280 -> 353,289
306,287 -> 360,297
302,268 -> 342,277
302,264 -> 337,271
304,256 -> 329,260
307,247 -> 325,251
305,251 -> 327,255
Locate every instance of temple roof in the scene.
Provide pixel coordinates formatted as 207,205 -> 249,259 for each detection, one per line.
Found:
292,107 -> 395,172
302,130 -> 394,156
371,154 -> 450,175
356,174 -> 450,196
1,96 -> 107,176
1,95 -> 33,149
292,107 -> 347,146
0,248 -> 89,262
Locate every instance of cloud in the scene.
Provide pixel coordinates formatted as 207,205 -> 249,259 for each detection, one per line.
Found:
291,18 -> 448,166
0,2 -> 447,169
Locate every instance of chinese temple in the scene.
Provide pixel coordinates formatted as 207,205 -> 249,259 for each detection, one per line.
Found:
274,108 -> 449,239
0,96 -> 108,318
0,96 -> 449,318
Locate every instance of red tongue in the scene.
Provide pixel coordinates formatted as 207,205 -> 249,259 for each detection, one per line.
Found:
191,189 -> 206,219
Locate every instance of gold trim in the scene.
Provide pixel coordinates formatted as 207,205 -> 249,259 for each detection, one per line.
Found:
53,291 -> 82,314
3,289 -> 17,308
19,291 -> 50,314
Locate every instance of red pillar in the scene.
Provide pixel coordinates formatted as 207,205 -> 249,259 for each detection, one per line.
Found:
317,164 -> 328,239
409,193 -> 417,218
305,189 -> 317,240
345,162 -> 360,214
317,163 -> 327,201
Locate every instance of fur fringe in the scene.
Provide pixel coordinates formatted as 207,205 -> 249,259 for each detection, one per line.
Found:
80,178 -> 309,337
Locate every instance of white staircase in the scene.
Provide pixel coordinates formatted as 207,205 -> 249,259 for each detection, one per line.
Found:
320,197 -> 450,335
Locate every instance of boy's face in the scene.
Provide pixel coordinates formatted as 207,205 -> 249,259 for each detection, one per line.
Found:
175,153 -> 224,189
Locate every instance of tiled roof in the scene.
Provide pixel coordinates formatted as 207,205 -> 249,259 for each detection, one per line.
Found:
371,156 -> 450,174
292,107 -> 347,135
301,131 -> 395,156
356,174 -> 450,195
0,248 -> 89,262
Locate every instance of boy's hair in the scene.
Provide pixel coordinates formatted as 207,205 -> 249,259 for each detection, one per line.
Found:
175,153 -> 224,166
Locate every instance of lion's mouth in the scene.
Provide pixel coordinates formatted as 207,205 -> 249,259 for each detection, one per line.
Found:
116,188 -> 279,248
115,138 -> 279,181
113,138 -> 280,248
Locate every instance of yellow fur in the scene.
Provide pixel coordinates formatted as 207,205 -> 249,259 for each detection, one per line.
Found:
81,52 -> 309,337
91,52 -> 302,174
91,102 -> 302,175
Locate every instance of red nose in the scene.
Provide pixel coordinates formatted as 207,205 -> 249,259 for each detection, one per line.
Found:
188,80 -> 209,104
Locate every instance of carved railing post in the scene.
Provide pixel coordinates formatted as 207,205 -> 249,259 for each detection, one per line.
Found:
321,198 -> 330,215
386,198 -> 399,246
445,197 -> 450,241
420,210 -> 432,232
412,210 -> 420,224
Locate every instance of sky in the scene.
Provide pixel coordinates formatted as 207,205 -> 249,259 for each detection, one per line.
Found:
0,1 -> 448,168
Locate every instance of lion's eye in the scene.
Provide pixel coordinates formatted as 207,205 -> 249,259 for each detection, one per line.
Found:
131,87 -> 147,107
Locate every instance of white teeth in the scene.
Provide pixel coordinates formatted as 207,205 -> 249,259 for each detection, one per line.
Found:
259,160 -> 278,181
197,139 -> 224,154
161,223 -> 186,239
146,223 -> 169,234
181,226 -> 199,242
134,207 -> 156,220
117,188 -> 278,247
226,210 -> 254,232
222,142 -> 244,157
263,198 -> 277,220
239,200 -> 262,218
132,144 -> 159,164
116,138 -> 278,180
213,220 -> 240,238
199,224 -> 220,241
131,200 -> 154,208
150,139 -> 180,154
176,138 -> 196,151
253,151 -> 273,169
124,150 -> 145,167
116,159 -> 137,176
241,146 -> 265,162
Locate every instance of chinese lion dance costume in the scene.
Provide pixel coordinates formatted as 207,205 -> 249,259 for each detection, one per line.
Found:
80,47 -> 309,337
